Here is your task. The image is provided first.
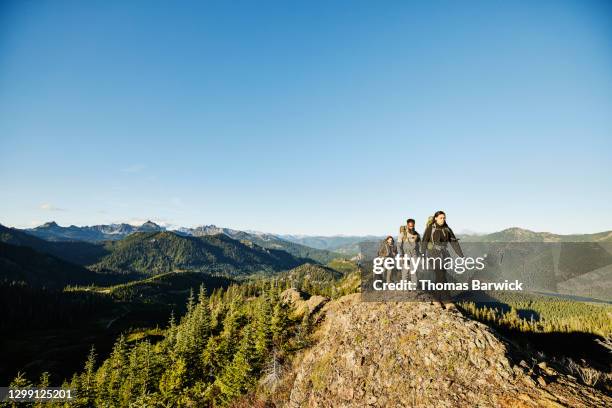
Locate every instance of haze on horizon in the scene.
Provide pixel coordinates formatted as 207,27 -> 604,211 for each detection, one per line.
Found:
1,1 -> 611,236
3,219 -> 611,239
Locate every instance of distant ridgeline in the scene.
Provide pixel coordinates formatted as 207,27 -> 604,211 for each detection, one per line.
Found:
0,223 -> 343,284
2,222 -> 612,288
25,220 -> 164,242
24,221 -> 339,264
282,227 -> 612,256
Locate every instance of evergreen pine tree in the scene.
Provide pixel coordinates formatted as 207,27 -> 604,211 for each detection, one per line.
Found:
80,346 -> 97,406
271,301 -> 291,348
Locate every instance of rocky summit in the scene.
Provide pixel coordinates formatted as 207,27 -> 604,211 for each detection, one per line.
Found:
284,294 -> 610,408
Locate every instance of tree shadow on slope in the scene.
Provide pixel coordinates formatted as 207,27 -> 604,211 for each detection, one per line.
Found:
455,291 -> 611,394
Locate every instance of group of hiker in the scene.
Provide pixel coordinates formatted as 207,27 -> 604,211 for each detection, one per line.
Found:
377,210 -> 464,303
379,210 -> 464,259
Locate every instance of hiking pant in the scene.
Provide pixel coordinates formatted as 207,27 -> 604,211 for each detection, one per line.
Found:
429,249 -> 451,301
398,242 -> 419,282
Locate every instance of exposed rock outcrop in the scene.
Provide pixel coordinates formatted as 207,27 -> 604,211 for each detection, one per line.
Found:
284,294 -> 610,408
281,288 -> 329,318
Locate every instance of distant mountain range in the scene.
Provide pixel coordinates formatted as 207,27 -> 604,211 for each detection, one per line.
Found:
13,221 -> 612,251
1,220 -> 611,299
460,227 -> 612,242
0,223 -> 340,283
279,235 -> 385,254
279,228 -> 611,255
0,224 -> 110,265
26,220 -> 164,242
23,221 -> 340,264
5,220 -> 612,271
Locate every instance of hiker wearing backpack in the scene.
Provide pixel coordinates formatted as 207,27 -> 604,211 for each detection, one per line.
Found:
378,235 -> 398,283
398,219 -> 421,282
421,211 -> 463,257
421,211 -> 464,307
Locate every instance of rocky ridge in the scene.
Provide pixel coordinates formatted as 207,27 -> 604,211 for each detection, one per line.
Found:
283,294 -> 610,408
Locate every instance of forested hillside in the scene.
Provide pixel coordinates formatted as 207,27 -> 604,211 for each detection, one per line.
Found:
90,231 -> 306,276
0,225 -> 109,266
0,242 -> 98,288
103,272 -> 234,304
7,274 -> 611,407
8,280 -> 320,407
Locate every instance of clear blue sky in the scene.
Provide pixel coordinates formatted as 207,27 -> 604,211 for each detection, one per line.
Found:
1,0 -> 611,235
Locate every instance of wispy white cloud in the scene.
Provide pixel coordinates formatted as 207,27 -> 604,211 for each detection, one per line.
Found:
121,164 -> 146,173
39,203 -> 66,211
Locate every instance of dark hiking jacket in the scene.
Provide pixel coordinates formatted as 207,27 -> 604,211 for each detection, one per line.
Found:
421,223 -> 464,257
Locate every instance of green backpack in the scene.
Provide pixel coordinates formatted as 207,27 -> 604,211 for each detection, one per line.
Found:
425,216 -> 435,250
425,216 -> 434,230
